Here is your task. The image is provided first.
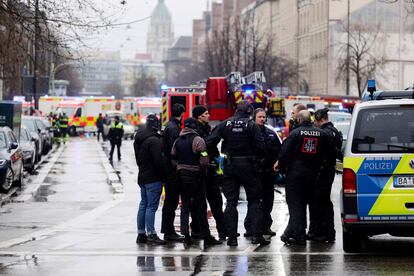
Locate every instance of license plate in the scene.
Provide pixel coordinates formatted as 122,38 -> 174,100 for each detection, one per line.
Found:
394,176 -> 414,187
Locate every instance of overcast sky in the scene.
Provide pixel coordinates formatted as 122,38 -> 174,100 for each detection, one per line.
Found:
88,0 -> 208,59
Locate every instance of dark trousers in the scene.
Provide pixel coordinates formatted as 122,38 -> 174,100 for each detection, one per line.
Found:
60,128 -> 67,138
161,171 -> 180,235
283,166 -> 317,240
310,167 -> 336,238
97,130 -> 103,142
191,167 -> 225,236
222,159 -> 263,238
244,171 -> 275,233
109,141 -> 121,160
178,170 -> 211,238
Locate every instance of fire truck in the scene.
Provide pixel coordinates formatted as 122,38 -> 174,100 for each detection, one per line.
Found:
161,72 -> 270,127
161,86 -> 206,127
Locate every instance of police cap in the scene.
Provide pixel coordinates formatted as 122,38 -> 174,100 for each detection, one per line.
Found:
314,108 -> 329,121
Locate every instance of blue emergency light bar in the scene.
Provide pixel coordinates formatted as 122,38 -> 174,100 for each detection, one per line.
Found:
362,90 -> 414,101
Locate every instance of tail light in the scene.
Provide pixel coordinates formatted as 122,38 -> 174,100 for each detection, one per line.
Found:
343,168 -> 357,194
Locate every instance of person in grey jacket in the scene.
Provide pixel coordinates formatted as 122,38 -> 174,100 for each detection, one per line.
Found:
171,117 -> 222,248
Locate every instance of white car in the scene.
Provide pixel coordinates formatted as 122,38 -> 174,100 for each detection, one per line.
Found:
122,120 -> 135,140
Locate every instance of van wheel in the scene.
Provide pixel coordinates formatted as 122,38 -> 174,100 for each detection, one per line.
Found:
342,229 -> 363,253
69,126 -> 77,136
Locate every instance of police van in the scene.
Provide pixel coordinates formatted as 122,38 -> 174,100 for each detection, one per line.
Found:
341,85 -> 414,252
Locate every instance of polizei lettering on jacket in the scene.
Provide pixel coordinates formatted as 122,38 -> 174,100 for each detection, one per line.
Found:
300,130 -> 321,137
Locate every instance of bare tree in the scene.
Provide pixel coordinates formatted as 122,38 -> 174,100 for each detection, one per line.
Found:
336,23 -> 385,97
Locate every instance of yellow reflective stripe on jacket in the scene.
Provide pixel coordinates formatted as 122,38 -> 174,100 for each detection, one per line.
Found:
110,123 -> 123,129
200,151 -> 208,157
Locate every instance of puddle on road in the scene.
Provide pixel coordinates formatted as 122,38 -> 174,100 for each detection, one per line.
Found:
33,185 -> 56,202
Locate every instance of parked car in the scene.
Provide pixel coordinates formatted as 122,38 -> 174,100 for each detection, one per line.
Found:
22,116 -> 51,156
0,126 -> 23,193
122,120 -> 136,140
19,126 -> 37,173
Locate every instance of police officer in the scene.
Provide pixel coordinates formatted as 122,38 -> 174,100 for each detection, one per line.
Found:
244,108 -> 282,237
171,117 -> 222,247
59,112 -> 69,144
108,116 -> 124,162
207,100 -> 269,246
192,105 -> 226,240
161,103 -> 186,242
52,114 -> 60,144
274,110 -> 335,245
96,113 -> 105,142
309,108 -> 343,242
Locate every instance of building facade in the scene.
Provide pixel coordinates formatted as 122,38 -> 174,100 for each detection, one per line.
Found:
147,0 -> 175,63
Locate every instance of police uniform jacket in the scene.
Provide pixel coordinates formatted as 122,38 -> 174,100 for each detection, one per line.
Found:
278,122 -> 336,173
206,111 -> 265,158
261,125 -> 282,172
108,122 -> 124,143
321,122 -> 343,162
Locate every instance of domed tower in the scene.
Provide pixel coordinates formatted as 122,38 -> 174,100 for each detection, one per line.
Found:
147,0 -> 174,63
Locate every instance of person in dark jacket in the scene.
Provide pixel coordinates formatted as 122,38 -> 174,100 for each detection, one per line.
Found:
96,113 -> 104,142
171,117 -> 222,248
274,110 -> 336,245
134,114 -> 167,245
308,108 -> 343,242
244,108 -> 282,237
192,105 -> 226,240
108,116 -> 124,162
59,112 -> 69,144
207,100 -> 270,246
161,103 -> 186,241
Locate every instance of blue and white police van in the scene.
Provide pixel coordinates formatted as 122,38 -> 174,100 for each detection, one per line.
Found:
341,81 -> 414,252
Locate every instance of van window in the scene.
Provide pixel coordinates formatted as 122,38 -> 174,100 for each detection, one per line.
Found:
170,96 -> 186,111
352,106 -> 414,153
75,108 -> 82,117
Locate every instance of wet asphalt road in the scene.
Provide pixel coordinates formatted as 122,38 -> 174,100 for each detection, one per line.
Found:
1,137 -> 414,275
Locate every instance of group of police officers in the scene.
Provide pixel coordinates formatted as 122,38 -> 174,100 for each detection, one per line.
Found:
134,100 -> 342,248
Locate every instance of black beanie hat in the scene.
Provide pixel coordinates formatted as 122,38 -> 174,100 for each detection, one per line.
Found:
184,117 -> 199,130
146,114 -> 160,131
171,103 -> 185,118
192,105 -> 208,119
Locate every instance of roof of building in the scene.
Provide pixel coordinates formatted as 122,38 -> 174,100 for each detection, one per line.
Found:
171,36 -> 192,49
152,0 -> 172,20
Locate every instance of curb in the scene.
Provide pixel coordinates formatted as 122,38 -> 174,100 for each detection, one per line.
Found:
98,142 -> 123,194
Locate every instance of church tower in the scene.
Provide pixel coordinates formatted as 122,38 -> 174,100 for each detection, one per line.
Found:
147,0 -> 174,63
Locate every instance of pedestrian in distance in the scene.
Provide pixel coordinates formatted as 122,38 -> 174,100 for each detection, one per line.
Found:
108,116 -> 124,162
134,114 -> 167,245
171,117 -> 222,248
308,108 -> 343,243
160,103 -> 186,242
96,113 -> 105,142
207,100 -> 270,246
191,105 -> 226,240
244,108 -> 282,238
58,112 -> 69,144
274,110 -> 336,245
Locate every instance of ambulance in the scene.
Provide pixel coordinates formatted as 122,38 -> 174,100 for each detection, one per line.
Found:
39,96 -> 65,116
55,97 -> 116,135
136,97 -> 162,125
341,85 -> 414,252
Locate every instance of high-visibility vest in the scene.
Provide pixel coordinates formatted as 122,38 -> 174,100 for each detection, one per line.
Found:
59,117 -> 69,129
